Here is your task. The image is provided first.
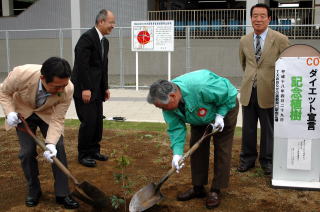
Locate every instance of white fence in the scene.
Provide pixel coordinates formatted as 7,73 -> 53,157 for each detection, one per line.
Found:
149,8 -> 320,39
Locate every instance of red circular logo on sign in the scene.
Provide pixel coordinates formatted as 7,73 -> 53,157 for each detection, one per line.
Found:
197,108 -> 207,117
137,31 -> 151,45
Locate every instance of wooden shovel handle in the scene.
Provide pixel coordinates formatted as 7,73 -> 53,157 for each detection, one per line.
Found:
156,125 -> 219,190
17,114 -> 80,185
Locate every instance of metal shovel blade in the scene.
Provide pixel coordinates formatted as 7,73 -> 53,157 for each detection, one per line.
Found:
72,181 -> 109,209
129,183 -> 163,212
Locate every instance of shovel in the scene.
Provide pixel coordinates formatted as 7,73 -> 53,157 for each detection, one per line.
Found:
129,125 -> 219,212
17,114 -> 109,209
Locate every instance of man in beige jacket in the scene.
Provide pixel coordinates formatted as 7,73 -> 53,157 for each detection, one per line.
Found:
0,57 -> 79,209
237,3 -> 290,175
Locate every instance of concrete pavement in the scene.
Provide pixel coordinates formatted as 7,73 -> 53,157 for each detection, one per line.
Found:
0,88 -> 243,127
67,89 -> 243,127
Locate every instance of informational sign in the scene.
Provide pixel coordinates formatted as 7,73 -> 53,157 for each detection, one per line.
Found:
274,57 -> 320,139
131,20 -> 174,52
273,51 -> 320,189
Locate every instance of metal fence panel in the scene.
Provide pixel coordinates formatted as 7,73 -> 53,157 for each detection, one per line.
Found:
8,30 -> 62,68
149,8 -> 320,39
0,26 -> 320,89
0,31 -> 8,81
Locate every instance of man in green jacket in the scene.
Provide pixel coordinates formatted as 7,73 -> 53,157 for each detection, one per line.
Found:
147,69 -> 239,209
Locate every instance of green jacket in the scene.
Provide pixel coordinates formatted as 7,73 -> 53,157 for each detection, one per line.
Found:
162,69 -> 238,155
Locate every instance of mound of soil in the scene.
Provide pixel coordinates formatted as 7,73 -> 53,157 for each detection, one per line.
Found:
0,127 -> 319,212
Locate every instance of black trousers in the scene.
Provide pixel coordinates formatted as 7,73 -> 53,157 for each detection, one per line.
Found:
16,113 -> 69,198
240,87 -> 274,168
190,99 -> 239,189
74,98 -> 103,160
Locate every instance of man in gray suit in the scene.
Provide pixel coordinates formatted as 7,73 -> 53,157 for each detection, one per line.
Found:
237,3 -> 290,175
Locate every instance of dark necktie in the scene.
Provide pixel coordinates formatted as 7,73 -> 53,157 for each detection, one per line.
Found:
178,101 -> 186,116
101,37 -> 106,59
255,35 -> 262,62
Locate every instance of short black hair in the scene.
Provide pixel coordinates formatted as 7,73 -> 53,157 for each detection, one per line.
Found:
250,3 -> 271,18
40,57 -> 71,83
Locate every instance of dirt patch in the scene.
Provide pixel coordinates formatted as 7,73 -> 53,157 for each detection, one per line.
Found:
0,127 -> 319,212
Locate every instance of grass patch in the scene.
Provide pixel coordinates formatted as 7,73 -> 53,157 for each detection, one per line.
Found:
104,121 -> 167,132
234,127 -> 241,137
64,119 -> 167,132
1,117 -> 242,136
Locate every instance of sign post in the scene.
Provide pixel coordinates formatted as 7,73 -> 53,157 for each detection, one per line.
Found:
131,20 -> 174,90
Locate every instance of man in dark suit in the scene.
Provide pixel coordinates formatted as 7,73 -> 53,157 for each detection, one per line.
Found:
237,4 -> 290,175
71,9 -> 115,167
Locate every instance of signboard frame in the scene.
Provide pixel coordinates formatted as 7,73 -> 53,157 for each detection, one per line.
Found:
131,20 -> 175,90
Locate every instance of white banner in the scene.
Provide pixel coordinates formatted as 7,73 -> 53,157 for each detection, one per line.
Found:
275,57 -> 320,139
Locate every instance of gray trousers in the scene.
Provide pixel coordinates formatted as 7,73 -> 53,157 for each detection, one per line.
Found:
16,113 -> 69,198
190,99 -> 239,190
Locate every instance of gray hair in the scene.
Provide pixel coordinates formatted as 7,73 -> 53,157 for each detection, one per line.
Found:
95,9 -> 108,25
147,80 -> 177,104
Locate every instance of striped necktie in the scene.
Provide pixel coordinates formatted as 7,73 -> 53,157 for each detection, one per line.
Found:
36,89 -> 49,107
255,35 -> 262,62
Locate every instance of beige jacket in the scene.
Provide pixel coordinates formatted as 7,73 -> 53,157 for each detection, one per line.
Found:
239,28 -> 290,108
0,64 -> 74,144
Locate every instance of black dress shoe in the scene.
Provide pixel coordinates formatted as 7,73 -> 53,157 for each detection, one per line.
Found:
91,153 -> 108,161
262,164 -> 272,175
56,195 -> 80,209
25,192 -> 42,207
177,187 -> 207,201
237,163 -> 255,172
79,157 -> 96,167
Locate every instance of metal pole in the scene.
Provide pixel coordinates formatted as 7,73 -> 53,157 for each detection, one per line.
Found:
186,27 -> 191,73
5,30 -> 10,73
168,51 -> 171,81
59,28 -> 63,58
119,28 -> 124,88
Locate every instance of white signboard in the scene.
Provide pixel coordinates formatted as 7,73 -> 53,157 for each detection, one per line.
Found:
287,138 -> 311,170
131,20 -> 174,52
273,51 -> 320,190
274,57 -> 320,139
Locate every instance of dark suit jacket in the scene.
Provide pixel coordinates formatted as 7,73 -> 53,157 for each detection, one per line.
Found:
71,27 -> 109,101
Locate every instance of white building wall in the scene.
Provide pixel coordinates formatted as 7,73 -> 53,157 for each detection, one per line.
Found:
0,0 -> 148,36
0,0 -> 70,30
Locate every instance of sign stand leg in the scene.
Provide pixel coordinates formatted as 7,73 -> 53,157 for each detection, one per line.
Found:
168,52 -> 171,81
136,52 -> 139,91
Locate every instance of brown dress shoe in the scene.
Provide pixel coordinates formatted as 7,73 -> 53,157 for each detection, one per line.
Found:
177,187 -> 207,201
206,192 -> 220,209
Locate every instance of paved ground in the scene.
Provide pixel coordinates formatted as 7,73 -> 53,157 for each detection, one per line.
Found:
0,88 -> 243,126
